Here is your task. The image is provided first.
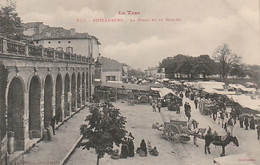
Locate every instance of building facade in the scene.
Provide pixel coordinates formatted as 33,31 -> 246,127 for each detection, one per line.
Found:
99,56 -> 127,82
23,22 -> 101,99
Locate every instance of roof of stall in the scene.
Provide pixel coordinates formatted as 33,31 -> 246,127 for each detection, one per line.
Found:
151,87 -> 176,97
101,81 -> 162,91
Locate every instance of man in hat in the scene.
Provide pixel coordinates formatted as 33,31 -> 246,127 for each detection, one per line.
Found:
256,124 -> 260,139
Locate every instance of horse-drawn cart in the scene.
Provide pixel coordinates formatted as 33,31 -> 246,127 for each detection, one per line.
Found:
162,113 -> 190,143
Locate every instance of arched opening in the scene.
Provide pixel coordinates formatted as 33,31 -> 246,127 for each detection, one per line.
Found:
77,73 -> 81,108
7,77 -> 25,151
29,76 -> 41,139
82,72 -> 85,104
86,72 -> 89,102
64,74 -> 70,117
44,75 -> 53,128
71,73 -> 76,112
55,74 -> 62,122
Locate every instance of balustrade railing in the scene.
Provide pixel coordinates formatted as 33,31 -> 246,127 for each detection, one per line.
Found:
43,48 -> 54,58
77,55 -> 82,61
56,51 -> 64,59
71,54 -> 76,61
28,45 -> 42,57
7,40 -> 26,55
63,52 -> 70,60
0,36 -> 91,63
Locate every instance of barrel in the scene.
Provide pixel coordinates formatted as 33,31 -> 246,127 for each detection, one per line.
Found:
46,126 -> 53,141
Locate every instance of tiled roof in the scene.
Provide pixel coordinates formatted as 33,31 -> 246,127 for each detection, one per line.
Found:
32,27 -> 91,40
100,56 -> 122,71
22,22 -> 100,44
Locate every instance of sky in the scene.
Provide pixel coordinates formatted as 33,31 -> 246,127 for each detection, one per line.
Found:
1,0 -> 259,70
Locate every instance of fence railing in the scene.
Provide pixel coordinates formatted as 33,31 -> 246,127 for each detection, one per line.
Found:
0,36 -> 91,63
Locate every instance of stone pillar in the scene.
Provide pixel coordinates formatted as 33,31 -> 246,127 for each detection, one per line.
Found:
52,95 -> 55,117
77,85 -> 82,108
60,90 -> 65,122
68,91 -> 72,116
23,91 -> 29,150
82,82 -> 86,105
39,88 -> 44,136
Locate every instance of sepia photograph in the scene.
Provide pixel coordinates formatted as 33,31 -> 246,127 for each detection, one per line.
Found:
0,0 -> 259,164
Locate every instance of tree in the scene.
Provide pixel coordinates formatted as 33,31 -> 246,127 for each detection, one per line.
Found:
0,2 -> 23,40
229,64 -> 245,78
128,68 -> 144,79
193,55 -> 217,80
212,44 -> 241,81
79,103 -> 127,165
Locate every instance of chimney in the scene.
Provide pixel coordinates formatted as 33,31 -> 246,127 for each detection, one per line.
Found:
70,28 -> 76,35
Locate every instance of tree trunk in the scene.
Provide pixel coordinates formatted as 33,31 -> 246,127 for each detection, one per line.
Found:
96,156 -> 100,165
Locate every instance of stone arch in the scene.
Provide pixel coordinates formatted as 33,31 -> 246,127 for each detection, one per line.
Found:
55,74 -> 63,123
7,77 -> 25,151
64,73 -> 70,117
82,72 -> 85,104
29,75 -> 41,139
77,72 -> 81,108
71,73 -> 76,112
44,75 -> 53,128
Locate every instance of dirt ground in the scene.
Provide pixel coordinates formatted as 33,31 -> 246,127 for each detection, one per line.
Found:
66,97 -> 260,165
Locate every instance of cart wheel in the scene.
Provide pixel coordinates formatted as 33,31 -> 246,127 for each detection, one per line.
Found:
164,124 -> 181,143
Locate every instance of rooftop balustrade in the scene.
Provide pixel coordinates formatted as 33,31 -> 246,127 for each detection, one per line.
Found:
0,36 -> 94,64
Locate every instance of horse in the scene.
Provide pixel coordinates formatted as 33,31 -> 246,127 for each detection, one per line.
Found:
204,133 -> 239,156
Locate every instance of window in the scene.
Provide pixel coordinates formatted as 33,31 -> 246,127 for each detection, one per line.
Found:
56,47 -> 63,51
66,47 -> 73,54
68,41 -> 71,43
48,41 -> 51,44
36,41 -> 39,44
106,76 -> 116,81
58,41 -> 61,44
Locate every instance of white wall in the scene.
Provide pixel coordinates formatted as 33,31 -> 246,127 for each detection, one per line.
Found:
101,71 -> 122,82
34,39 -> 91,57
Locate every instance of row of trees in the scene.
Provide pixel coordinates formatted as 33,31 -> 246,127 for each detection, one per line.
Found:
159,44 -> 259,83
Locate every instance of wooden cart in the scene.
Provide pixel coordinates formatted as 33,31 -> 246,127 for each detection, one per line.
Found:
162,114 -> 190,143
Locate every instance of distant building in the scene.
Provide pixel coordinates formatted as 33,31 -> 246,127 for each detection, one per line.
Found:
99,56 -> 128,82
145,66 -> 165,78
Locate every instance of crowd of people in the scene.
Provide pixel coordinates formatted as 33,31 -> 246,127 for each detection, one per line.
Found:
181,86 -> 260,140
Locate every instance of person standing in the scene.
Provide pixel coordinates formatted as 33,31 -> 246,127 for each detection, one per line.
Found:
256,124 -> 260,139
180,92 -> 183,99
244,117 -> 249,130
194,98 -> 198,109
120,137 -> 129,158
157,100 -> 162,113
250,116 -> 256,130
185,103 -> 191,121
239,116 -> 244,128
128,132 -> 135,157
152,101 -> 156,112
50,116 -> 56,135
140,139 -> 147,156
